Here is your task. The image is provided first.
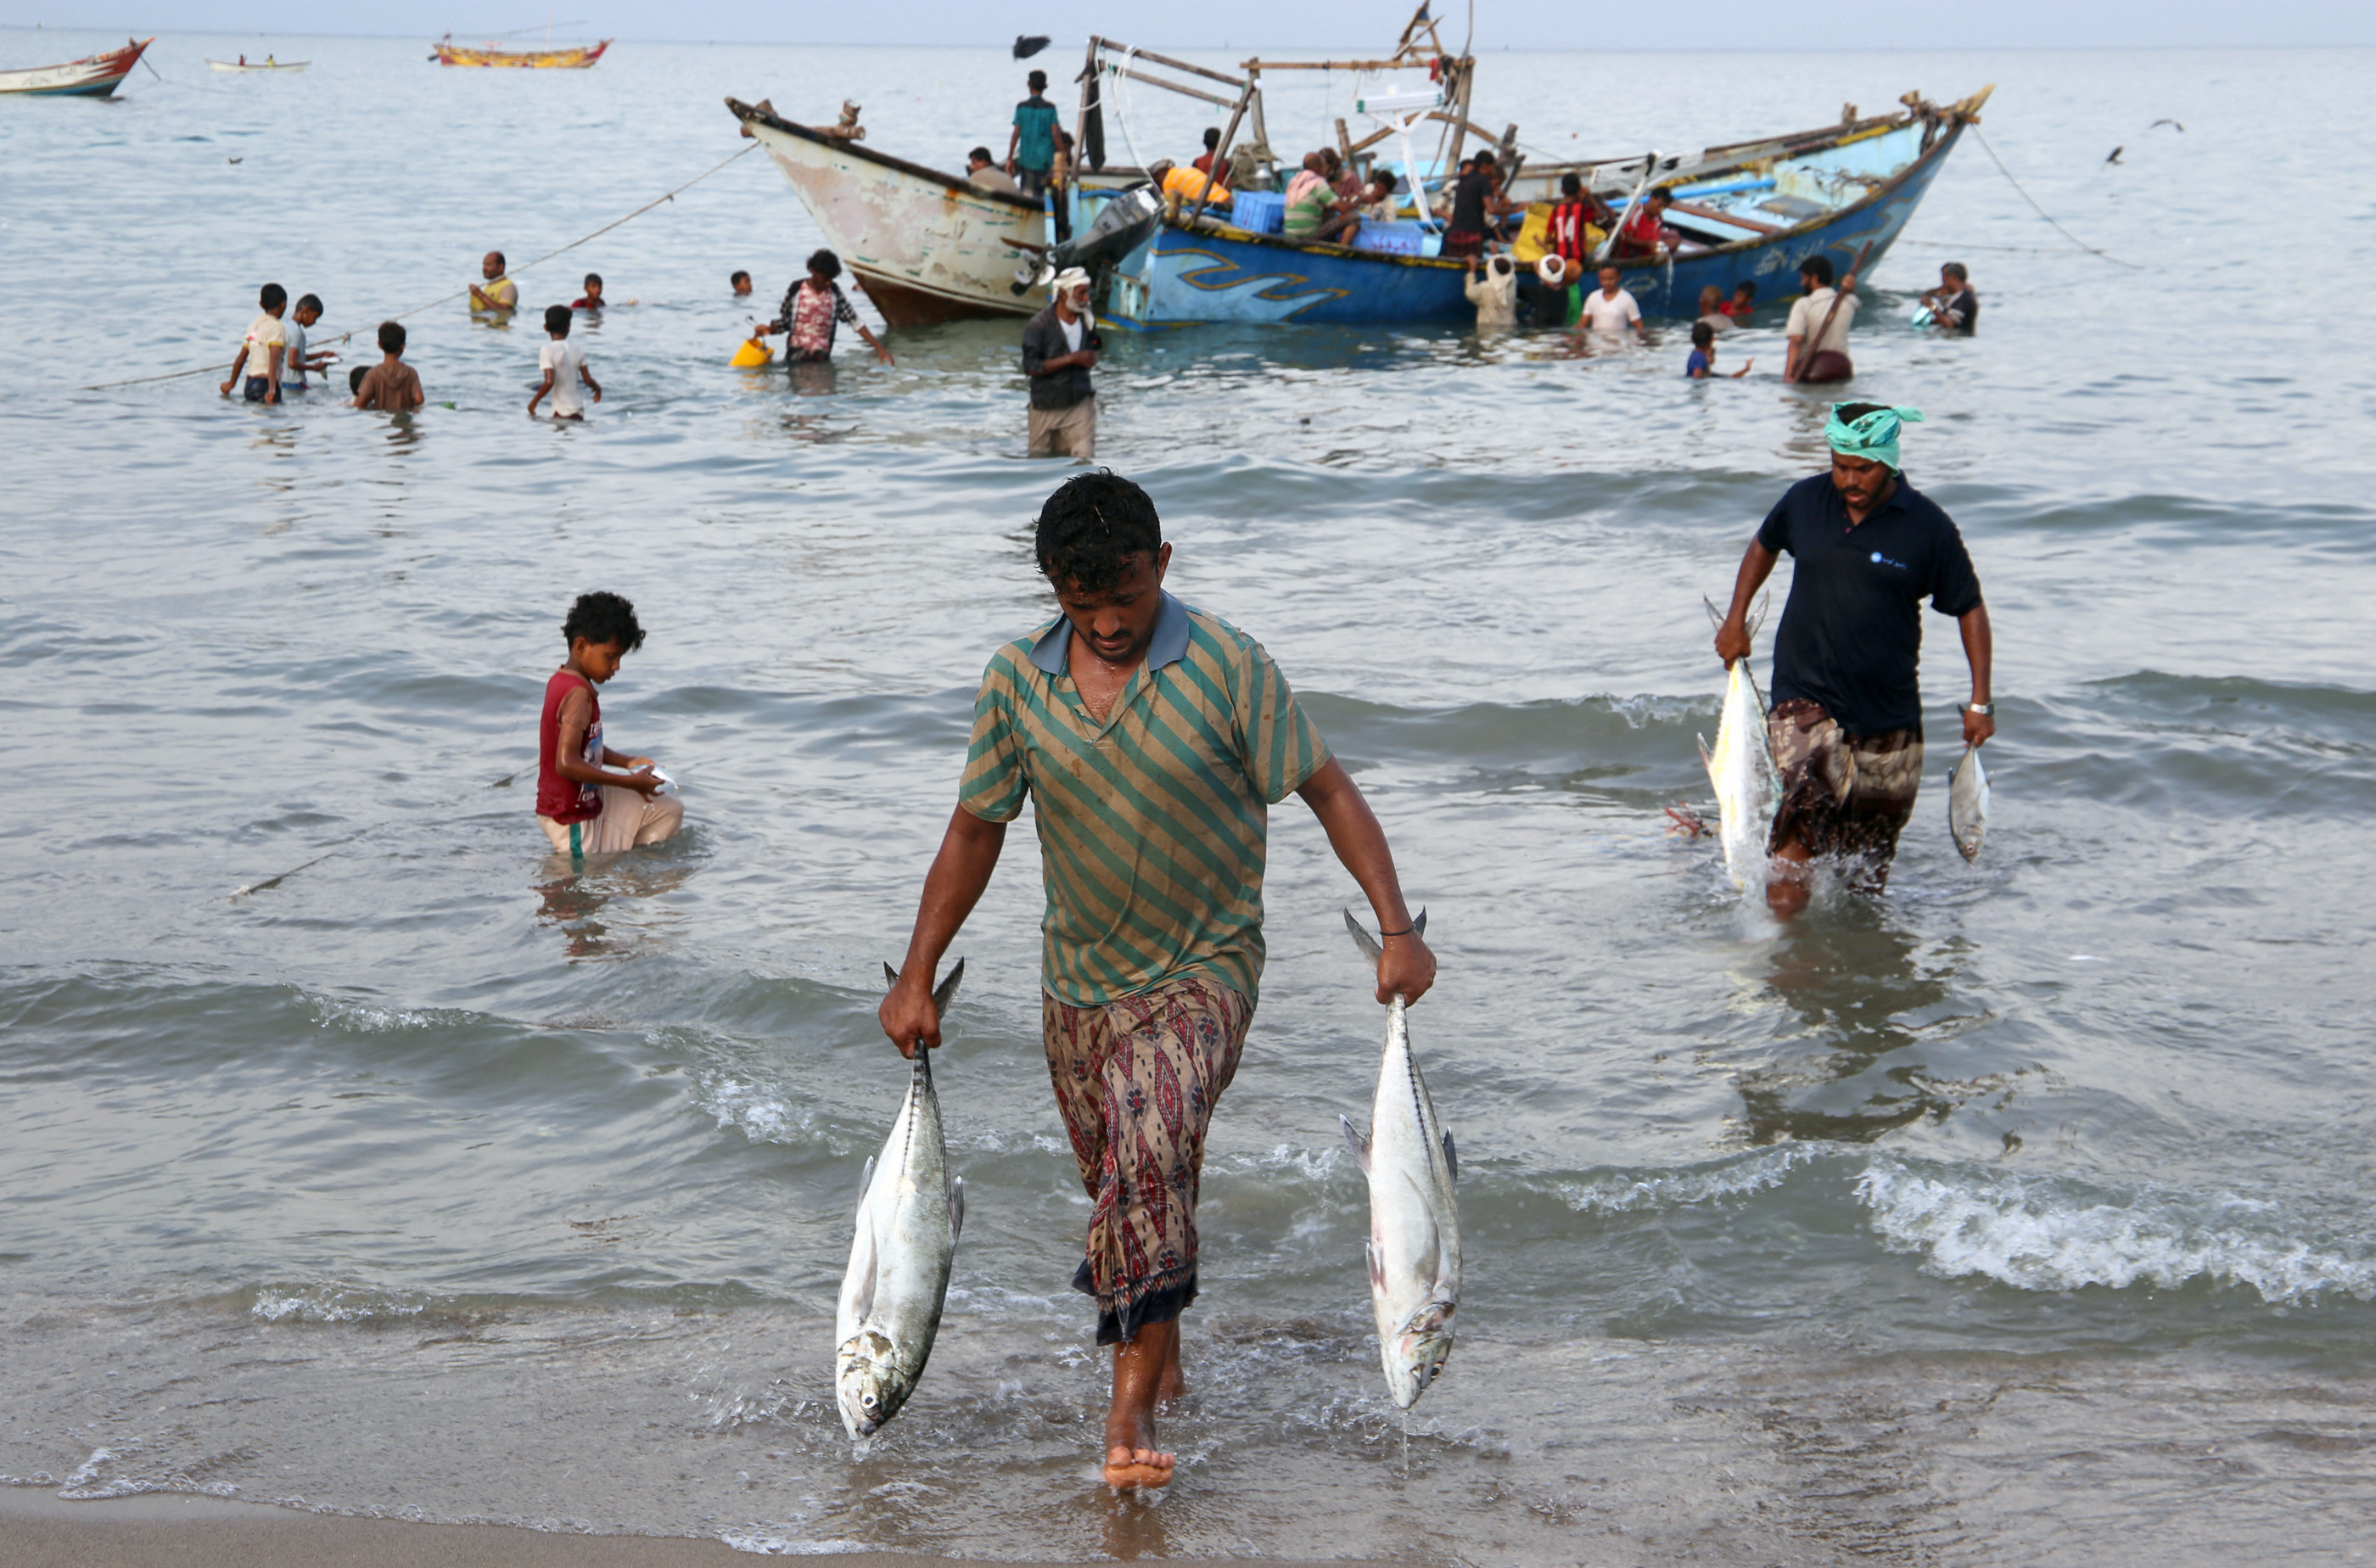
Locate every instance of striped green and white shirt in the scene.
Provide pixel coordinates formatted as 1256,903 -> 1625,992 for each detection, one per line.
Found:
960,592 -> 1331,1007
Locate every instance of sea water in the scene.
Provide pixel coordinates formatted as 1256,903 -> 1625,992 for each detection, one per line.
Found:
5,30 -> 2376,1565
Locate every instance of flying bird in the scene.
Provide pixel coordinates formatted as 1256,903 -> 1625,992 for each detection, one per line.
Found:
227,156 -> 243,164
2150,118 -> 2184,132
2105,146 -> 2122,164
1012,34 -> 1050,59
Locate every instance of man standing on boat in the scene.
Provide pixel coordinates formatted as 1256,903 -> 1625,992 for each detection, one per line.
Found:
1006,68 -> 1059,200
469,251 -> 518,316
878,470 -> 1435,1492
1021,269 -> 1100,460
1712,403 -> 1993,918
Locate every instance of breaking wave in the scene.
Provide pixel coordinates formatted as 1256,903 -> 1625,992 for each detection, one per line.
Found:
1857,1156 -> 2376,1304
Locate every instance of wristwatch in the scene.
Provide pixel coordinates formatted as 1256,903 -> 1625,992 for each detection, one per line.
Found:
1962,702 -> 1994,717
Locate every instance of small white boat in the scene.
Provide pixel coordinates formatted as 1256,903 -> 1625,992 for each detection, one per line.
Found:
207,57 -> 310,73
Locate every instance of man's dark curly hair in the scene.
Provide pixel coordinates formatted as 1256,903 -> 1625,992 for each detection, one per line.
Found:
1035,471 -> 1163,595
563,591 -> 647,651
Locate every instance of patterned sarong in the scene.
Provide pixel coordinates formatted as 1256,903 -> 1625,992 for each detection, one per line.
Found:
1767,697 -> 1925,890
1042,976 -> 1252,1344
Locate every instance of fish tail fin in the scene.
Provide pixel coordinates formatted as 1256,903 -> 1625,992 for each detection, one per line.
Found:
1702,593 -> 1723,631
1342,908 -> 1384,964
1749,591 -> 1768,640
950,1177 -> 966,1246
931,958 -> 965,1014
1340,1114 -> 1373,1173
1696,733 -> 1713,773
883,957 -> 966,1016
855,1154 -> 877,1211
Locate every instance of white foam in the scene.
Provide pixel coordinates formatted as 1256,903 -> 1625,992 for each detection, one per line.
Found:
1554,1144 -> 1824,1214
720,1532 -> 877,1555
1858,1156 -> 2376,1304
250,1288 -> 427,1324
306,994 -> 438,1033
698,1075 -> 814,1145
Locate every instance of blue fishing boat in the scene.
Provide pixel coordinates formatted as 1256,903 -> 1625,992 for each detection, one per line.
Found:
1077,82 -> 1993,330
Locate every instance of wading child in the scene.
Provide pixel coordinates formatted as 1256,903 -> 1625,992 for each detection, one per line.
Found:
349,321 -> 424,412
537,591 -> 683,860
219,283 -> 289,405
573,273 -> 606,311
529,305 -> 602,419
1686,320 -> 1752,379
281,294 -> 338,393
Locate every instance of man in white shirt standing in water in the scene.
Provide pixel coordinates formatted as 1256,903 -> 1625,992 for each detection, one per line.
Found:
1577,263 -> 1648,344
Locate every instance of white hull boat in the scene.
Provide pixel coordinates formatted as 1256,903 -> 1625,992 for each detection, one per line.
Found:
208,59 -> 311,73
726,97 -> 1053,325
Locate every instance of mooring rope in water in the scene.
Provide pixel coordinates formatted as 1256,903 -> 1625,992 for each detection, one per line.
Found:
1970,126 -> 2144,272
81,143 -> 760,392
227,770 -> 524,899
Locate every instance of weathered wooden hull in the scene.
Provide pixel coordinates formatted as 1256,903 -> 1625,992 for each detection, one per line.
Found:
728,99 -> 1052,327
433,40 -> 609,68
0,36 -> 151,98
1110,113 -> 1970,328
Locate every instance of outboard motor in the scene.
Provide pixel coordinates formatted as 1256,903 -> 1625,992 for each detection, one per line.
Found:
1014,185 -> 1163,294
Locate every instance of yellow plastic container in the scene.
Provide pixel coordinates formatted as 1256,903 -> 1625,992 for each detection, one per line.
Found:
729,337 -> 772,368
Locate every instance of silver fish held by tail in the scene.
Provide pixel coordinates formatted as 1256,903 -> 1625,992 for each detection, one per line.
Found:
836,959 -> 967,1442
1948,744 -> 1990,862
1697,596 -> 1782,893
1338,910 -> 1460,1410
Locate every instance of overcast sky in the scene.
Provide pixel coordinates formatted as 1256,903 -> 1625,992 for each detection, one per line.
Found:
4,0 -> 2369,49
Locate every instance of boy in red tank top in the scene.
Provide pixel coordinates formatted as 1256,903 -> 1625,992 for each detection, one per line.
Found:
537,591 -> 684,860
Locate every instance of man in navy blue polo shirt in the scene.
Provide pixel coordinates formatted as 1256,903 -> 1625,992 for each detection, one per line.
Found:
1713,403 -> 1996,916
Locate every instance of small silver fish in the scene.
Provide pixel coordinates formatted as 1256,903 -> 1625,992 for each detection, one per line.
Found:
1339,910 -> 1460,1410
1948,745 -> 1990,862
836,960 -> 966,1442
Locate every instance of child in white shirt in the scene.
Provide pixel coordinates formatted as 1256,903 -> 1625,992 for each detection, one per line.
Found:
528,304 -> 602,420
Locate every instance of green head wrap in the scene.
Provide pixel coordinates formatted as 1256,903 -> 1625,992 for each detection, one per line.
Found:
1825,404 -> 1925,472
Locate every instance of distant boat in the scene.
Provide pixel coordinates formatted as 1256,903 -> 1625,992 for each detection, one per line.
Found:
207,56 -> 311,74
0,36 -> 153,98
430,36 -> 610,69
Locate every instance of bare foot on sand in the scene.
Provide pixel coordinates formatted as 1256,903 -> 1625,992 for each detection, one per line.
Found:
1104,1319 -> 1180,1489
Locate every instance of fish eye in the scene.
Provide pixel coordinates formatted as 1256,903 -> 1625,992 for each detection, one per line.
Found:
861,1393 -> 877,1408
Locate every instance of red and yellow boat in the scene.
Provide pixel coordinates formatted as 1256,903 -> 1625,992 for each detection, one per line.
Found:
430,35 -> 609,68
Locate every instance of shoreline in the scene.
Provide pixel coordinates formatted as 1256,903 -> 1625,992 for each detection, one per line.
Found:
0,1487 -> 1400,1568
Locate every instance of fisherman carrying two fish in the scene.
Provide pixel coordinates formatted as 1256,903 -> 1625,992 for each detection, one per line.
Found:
1712,404 -> 1996,916
877,471 -> 1436,1491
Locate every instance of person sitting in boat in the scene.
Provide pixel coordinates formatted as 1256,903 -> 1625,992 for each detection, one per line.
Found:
1443,149 -> 1517,260
1611,186 -> 1677,260
1147,159 -> 1230,214
753,249 -> 894,367
1191,126 -> 1225,181
469,251 -> 518,315
1282,160 -> 1358,245
1321,147 -> 1362,204
967,146 -> 1020,193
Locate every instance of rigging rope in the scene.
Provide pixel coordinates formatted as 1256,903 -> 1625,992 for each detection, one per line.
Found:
81,143 -> 760,392
1970,126 -> 2143,272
